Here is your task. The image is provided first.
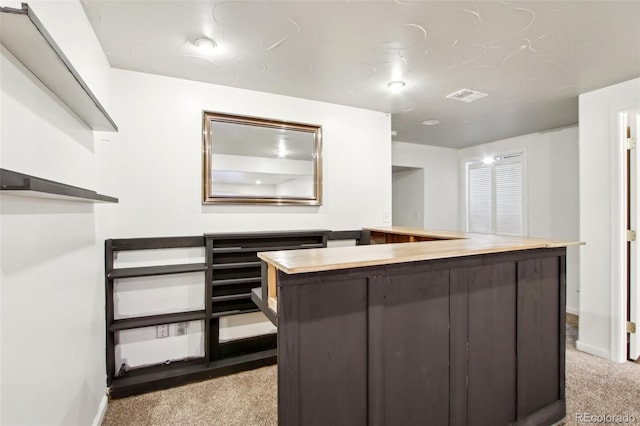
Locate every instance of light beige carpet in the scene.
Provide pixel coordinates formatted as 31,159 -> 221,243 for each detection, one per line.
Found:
103,318 -> 639,426
103,366 -> 277,426
563,318 -> 640,425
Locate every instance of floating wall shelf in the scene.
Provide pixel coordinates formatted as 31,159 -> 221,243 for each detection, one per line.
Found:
0,3 -> 118,131
0,168 -> 118,203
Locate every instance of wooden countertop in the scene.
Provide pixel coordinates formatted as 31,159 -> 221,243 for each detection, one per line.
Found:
257,227 -> 583,274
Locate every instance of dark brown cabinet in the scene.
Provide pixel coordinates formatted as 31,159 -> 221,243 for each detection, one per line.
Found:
272,248 -> 566,426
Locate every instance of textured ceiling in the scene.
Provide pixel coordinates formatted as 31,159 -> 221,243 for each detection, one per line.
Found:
82,1 -> 640,148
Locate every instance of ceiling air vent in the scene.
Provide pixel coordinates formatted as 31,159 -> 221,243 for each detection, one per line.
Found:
446,88 -> 488,103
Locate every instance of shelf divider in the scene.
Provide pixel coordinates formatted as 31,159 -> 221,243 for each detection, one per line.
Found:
212,243 -> 324,254
212,277 -> 262,286
108,263 -> 206,279
212,261 -> 261,270
210,308 -> 260,319
109,349 -> 276,398
211,293 -> 252,302
110,310 -> 206,331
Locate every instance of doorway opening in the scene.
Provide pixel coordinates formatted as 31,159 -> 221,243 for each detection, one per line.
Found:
392,166 -> 424,228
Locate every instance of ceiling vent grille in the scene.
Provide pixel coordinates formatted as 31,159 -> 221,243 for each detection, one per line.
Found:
446,88 -> 488,103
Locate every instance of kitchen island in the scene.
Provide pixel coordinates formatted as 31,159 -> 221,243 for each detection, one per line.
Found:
252,227 -> 582,426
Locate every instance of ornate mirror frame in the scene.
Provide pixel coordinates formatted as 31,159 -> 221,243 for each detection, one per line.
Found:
202,111 -> 323,205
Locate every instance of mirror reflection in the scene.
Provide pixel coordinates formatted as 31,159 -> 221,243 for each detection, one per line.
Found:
203,112 -> 322,205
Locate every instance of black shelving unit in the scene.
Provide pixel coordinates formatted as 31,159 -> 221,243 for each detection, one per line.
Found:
205,230 -> 329,363
105,230 -> 329,398
1,168 -> 118,203
105,236 -> 208,398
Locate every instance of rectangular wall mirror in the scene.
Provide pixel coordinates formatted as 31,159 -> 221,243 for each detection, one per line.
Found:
203,111 -> 323,205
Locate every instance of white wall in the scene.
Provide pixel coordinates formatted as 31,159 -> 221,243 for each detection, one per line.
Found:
578,77 -> 640,362
99,68 -> 392,367
392,169 -> 424,228
101,69 -> 391,236
392,142 -> 459,230
457,126 -> 580,315
0,1 -> 112,424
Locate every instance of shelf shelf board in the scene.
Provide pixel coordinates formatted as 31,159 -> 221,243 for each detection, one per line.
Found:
210,308 -> 260,319
212,261 -> 261,270
209,348 -> 277,369
0,4 -> 118,131
109,236 -> 204,251
211,243 -> 324,254
108,263 -> 206,279
205,230 -> 329,239
110,310 -> 206,331
251,288 -> 277,326
1,168 -> 118,203
211,293 -> 252,302
109,349 -> 277,399
212,276 -> 261,286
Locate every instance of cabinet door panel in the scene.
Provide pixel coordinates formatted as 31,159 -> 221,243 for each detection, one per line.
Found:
467,262 -> 517,426
449,268 -> 469,426
378,270 -> 450,426
279,277 -> 368,426
517,257 -> 561,418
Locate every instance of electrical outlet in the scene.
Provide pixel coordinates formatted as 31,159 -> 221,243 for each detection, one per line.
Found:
175,322 -> 188,336
383,211 -> 391,224
156,324 -> 169,338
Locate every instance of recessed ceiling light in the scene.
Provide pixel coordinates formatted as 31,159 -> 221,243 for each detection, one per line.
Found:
193,37 -> 217,53
255,180 -> 262,185
422,119 -> 440,126
387,81 -> 406,92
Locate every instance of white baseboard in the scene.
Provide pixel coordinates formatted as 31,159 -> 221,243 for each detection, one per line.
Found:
576,340 -> 611,360
92,393 -> 109,426
566,306 -> 579,316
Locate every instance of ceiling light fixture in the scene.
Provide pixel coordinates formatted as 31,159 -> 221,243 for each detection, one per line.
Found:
422,119 -> 440,126
193,37 -> 217,53
387,80 -> 406,92
255,180 -> 262,185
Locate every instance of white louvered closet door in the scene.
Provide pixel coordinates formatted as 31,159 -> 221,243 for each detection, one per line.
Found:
495,160 -> 523,236
468,165 -> 493,234
467,155 -> 524,236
